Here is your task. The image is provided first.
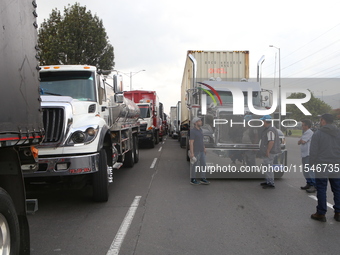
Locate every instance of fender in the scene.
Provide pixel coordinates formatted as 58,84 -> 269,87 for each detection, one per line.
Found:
97,124 -> 111,152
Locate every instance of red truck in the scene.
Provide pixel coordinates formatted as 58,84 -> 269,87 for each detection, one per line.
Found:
124,90 -> 162,147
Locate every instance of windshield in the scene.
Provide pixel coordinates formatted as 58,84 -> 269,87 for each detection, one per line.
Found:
40,71 -> 96,101
207,91 -> 261,106
138,105 -> 151,118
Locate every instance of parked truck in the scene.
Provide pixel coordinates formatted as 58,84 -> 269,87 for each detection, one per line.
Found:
169,106 -> 178,138
0,0 -> 44,253
181,50 -> 287,178
176,101 -> 182,142
124,90 -> 161,148
22,65 -> 140,202
159,102 -> 166,140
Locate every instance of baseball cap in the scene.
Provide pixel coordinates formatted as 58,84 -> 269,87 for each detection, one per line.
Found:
320,113 -> 334,123
260,115 -> 272,121
192,117 -> 201,124
244,115 -> 252,121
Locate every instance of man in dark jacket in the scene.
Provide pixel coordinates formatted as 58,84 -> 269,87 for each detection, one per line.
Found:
309,113 -> 340,222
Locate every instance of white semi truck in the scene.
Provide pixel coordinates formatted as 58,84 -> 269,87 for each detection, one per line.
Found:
23,65 -> 140,202
169,106 -> 178,138
180,50 -> 287,178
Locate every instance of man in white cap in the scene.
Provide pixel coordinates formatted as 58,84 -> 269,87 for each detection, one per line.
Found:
189,117 -> 210,185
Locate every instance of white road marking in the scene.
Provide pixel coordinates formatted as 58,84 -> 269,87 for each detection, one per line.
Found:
308,195 -> 334,209
150,158 -> 157,168
158,147 -> 162,152
107,196 -> 142,255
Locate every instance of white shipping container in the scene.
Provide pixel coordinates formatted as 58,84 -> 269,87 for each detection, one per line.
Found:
180,50 -> 249,125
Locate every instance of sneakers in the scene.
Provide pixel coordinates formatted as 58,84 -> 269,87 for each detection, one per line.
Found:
190,178 -> 210,185
200,178 -> 210,185
334,212 -> 340,222
311,213 -> 326,222
190,179 -> 200,185
301,184 -> 311,190
306,186 -> 317,193
262,184 -> 275,189
260,182 -> 268,186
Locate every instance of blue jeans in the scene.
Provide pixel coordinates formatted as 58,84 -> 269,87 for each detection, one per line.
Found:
302,156 -> 315,186
263,153 -> 275,185
190,151 -> 207,179
315,170 -> 340,215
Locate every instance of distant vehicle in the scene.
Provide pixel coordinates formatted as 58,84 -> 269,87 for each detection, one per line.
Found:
169,106 -> 178,138
124,90 -> 162,148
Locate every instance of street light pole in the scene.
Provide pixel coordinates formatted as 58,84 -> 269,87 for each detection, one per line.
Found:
269,45 -> 281,127
317,89 -> 327,101
128,70 -> 146,91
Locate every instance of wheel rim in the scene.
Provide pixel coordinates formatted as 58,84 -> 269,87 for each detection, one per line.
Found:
0,213 -> 11,255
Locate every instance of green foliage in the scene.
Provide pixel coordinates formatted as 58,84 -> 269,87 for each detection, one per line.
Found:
38,3 -> 114,70
286,91 -> 332,121
331,108 -> 340,120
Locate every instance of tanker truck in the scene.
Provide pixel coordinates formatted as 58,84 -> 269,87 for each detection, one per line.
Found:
1,0 -> 44,254
181,50 -> 287,178
22,65 -> 140,202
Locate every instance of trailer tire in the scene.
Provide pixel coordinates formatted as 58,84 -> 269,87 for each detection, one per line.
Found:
133,135 -> 139,163
0,188 -> 20,255
93,149 -> 109,202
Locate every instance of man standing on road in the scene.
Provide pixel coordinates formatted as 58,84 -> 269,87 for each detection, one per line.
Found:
189,117 -> 210,185
310,113 -> 340,222
298,119 -> 316,193
259,115 -> 281,189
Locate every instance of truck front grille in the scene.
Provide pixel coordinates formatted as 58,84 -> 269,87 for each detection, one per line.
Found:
140,124 -> 147,132
42,108 -> 64,144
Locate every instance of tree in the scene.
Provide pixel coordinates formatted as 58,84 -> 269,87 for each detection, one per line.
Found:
331,108 -> 340,119
38,3 -> 114,70
286,91 -> 332,121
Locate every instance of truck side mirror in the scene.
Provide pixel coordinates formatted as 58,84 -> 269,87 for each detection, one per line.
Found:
115,93 -> 124,104
113,75 -> 123,93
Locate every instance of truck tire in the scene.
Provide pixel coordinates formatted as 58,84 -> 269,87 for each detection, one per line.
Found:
0,188 -> 20,255
93,149 -> 109,202
155,131 -> 160,145
149,136 -> 155,148
124,148 -> 135,168
274,172 -> 284,178
133,135 -> 139,163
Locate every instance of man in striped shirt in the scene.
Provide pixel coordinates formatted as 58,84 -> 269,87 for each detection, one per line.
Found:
259,115 -> 281,189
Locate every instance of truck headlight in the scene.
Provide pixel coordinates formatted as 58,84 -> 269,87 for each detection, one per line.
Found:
67,126 -> 99,145
71,131 -> 86,143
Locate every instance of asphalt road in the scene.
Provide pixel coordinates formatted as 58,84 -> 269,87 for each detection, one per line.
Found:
27,136 -> 340,255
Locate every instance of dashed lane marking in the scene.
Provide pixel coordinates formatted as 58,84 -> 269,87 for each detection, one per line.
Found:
107,196 -> 142,255
308,195 -> 334,209
150,158 -> 157,168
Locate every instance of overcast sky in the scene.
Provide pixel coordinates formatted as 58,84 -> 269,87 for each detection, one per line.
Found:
37,0 -> 340,113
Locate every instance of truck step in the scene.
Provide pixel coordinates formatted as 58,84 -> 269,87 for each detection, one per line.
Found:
113,162 -> 123,170
26,199 -> 38,214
